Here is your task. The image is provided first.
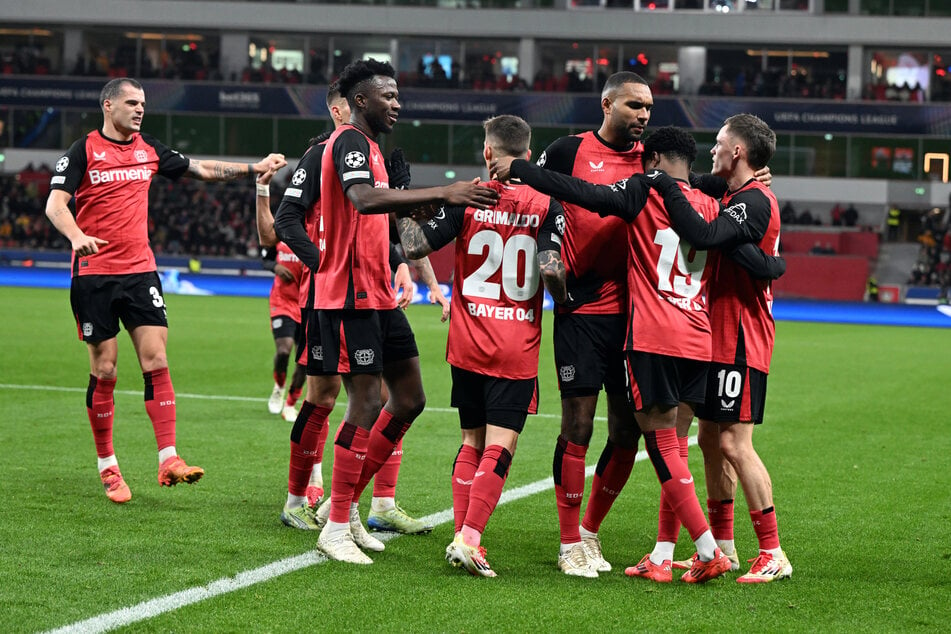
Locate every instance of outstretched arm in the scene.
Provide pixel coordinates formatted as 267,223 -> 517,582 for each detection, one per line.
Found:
255,169 -> 278,248
727,243 -> 786,280
187,153 -> 286,182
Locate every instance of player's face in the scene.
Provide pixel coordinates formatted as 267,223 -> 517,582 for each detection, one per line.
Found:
105,84 -> 145,138
363,76 -> 400,135
603,82 -> 653,145
711,124 -> 740,177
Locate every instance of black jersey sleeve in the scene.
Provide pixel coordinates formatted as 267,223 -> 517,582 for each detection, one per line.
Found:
261,245 -> 277,272
274,144 -> 323,272
727,243 -> 786,280
141,133 -> 190,181
332,129 -> 377,192
510,158 -> 649,222
539,135 -> 583,176
536,198 -> 565,254
419,205 -> 466,252
49,137 -> 89,195
689,172 -> 729,199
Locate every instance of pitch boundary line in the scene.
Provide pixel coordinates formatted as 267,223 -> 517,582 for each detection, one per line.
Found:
44,435 -> 697,634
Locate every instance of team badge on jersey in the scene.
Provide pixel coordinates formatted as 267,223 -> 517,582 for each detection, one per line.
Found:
354,348 -> 375,366
55,156 -> 69,172
345,151 -> 366,168
311,345 -> 323,361
82,322 -> 93,337
292,168 -> 307,186
135,150 -> 148,163
272,318 -> 283,328
559,365 -> 576,382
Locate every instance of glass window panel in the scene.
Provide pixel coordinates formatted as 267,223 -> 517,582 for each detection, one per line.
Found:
12,108 -> 62,149
62,110 -> 101,145
778,0 -> 810,10
398,38 -> 463,88
0,27 -> 63,75
849,136 -> 917,179
860,0 -> 891,15
223,116 -> 274,156
450,124 -> 488,165
531,127 -> 575,157
823,0 -> 849,11
139,112 -> 168,141
894,0 -> 925,15
464,39 -> 521,90
331,35 -> 394,77
277,118 -> 332,157
790,134 -> 848,177
169,114 -> 220,155
385,122 -> 449,163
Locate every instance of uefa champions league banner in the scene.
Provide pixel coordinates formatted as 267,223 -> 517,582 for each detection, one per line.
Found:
2,76 -> 949,134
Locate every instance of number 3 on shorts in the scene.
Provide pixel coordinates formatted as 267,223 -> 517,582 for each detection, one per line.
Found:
149,286 -> 166,308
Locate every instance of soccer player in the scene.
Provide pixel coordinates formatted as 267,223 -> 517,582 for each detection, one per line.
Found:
262,238 -> 307,421
308,59 -> 499,564
490,125 -> 783,583
265,83 -> 441,534
396,114 -> 567,577
44,77 -> 286,503
644,114 -> 793,583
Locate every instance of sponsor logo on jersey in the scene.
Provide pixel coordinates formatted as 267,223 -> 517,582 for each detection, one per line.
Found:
82,322 -> 93,337
55,156 -> 69,172
345,151 -> 366,168
272,318 -> 283,329
93,151 -> 106,161
589,160 -> 604,171
292,168 -> 307,186
609,178 -> 630,192
88,167 -> 153,184
536,151 -> 547,167
354,348 -> 375,366
723,202 -> 748,224
134,150 -> 148,163
311,345 -> 323,361
51,176 -> 65,185
559,365 -> 576,382
472,209 -> 540,227
277,251 -> 300,263
284,188 -> 303,198
720,398 -> 736,409
343,170 -> 370,182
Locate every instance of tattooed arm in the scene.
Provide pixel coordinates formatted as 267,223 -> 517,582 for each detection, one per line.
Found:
537,199 -> 567,304
187,153 -> 287,182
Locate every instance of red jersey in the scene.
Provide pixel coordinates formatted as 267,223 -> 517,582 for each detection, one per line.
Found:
268,242 -> 305,319
419,181 -> 565,380
626,182 -> 720,361
313,125 -> 393,310
50,130 -> 189,276
539,131 -> 643,315
710,181 -> 782,373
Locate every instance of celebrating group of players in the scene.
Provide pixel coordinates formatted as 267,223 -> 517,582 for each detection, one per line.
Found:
46,59 -> 792,584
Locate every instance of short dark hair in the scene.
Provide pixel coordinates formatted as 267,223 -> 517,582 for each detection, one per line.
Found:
483,115 -> 531,158
336,59 -> 396,105
601,71 -> 649,99
100,78 -> 142,106
724,113 -> 776,170
326,80 -> 342,108
643,126 -> 697,168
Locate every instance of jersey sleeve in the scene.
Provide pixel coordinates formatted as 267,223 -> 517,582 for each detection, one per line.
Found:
142,133 -> 190,180
536,198 -> 565,253
274,144 -> 323,271
538,136 -> 582,176
727,243 -> 786,280
511,158 -> 648,222
332,129 -> 377,192
261,245 -> 277,272
689,172 -> 729,199
419,205 -> 466,252
49,138 -> 88,195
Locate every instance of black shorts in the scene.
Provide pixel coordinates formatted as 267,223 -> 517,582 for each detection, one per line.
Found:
624,351 -> 708,413
451,366 -> 538,434
70,272 -> 168,343
271,313 -> 299,340
303,307 -> 336,376
553,312 -> 627,398
317,308 -> 419,375
696,363 -> 768,424
295,307 -> 310,366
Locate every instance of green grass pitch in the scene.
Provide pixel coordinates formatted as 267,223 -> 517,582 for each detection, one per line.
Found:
1,286 -> 949,632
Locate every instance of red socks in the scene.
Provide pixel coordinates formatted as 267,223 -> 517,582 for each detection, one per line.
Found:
463,445 -> 512,534
273,370 -> 286,389
285,385 -> 303,408
372,438 -> 403,499
329,422 -> 369,523
657,436 -> 690,543
451,444 -> 482,533
553,436 -> 587,543
86,374 -> 116,458
644,428 -> 709,541
750,506 -> 781,551
352,409 -> 411,502
143,367 -> 176,451
582,441 -> 637,534
708,498 -> 735,542
287,402 -> 331,497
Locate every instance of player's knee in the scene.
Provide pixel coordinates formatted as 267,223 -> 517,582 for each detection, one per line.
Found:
92,361 -> 118,380
139,352 -> 168,373
697,425 -> 721,457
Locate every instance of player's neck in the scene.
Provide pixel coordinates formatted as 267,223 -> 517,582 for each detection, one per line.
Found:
726,165 -> 755,192
350,119 -> 377,141
101,124 -> 134,143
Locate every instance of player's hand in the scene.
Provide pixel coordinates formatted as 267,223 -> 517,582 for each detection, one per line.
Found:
393,262 -> 413,309
561,270 -> 602,308
430,284 -> 450,322
754,166 -> 772,188
443,179 -> 500,208
385,147 -> 412,190
489,156 -> 516,182
71,233 -> 108,256
274,263 -> 294,282
255,153 -> 287,174
257,166 -> 278,186
638,169 -> 677,194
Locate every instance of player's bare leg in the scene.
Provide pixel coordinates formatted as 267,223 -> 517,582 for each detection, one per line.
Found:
270,335 -> 294,414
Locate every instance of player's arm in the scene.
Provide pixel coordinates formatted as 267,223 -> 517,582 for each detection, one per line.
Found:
410,255 -> 450,321
727,244 -> 786,280
396,204 -> 465,259
537,199 -> 567,304
274,145 -> 323,272
498,158 -> 649,222
647,171 -> 769,249
691,167 -> 771,197
255,169 -> 278,248
45,189 -> 107,256
187,153 -> 287,182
